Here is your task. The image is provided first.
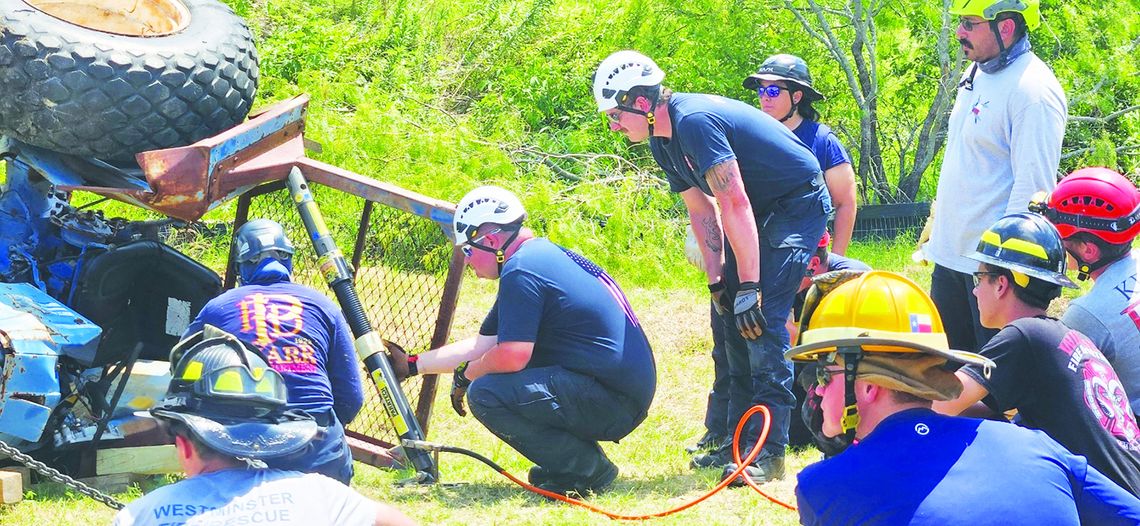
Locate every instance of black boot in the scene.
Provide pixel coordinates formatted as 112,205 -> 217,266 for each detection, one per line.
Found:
690,439 -> 734,469
720,449 -> 785,486
533,461 -> 619,497
685,430 -> 728,454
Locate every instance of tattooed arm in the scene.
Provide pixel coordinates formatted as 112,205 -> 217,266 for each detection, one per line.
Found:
705,159 -> 760,284
680,188 -> 724,285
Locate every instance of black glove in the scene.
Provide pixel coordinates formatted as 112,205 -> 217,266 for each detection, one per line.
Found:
734,281 -> 767,340
709,281 -> 732,316
451,361 -> 472,417
383,340 -> 416,382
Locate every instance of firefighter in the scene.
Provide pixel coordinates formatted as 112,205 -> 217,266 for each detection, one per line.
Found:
185,219 -> 363,484
113,329 -> 412,526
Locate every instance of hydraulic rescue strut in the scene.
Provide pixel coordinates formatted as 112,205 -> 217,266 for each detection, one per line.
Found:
285,166 -> 437,483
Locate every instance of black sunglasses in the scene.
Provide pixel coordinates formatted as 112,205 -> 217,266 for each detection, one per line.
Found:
960,14 -> 1015,32
972,271 -> 1002,287
816,366 -> 844,388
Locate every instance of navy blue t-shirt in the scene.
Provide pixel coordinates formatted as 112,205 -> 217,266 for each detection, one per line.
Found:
479,238 -> 656,408
651,93 -> 823,215
796,409 -> 1140,525
792,120 -> 852,172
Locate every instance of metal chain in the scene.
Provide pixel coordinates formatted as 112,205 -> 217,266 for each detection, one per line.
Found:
0,439 -> 125,510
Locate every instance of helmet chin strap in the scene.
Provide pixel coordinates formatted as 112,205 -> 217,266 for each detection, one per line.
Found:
838,346 -> 863,445
467,227 -> 522,276
988,20 -> 1010,57
1067,247 -> 1123,281
617,90 -> 661,136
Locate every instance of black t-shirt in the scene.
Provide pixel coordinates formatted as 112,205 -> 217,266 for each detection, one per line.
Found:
961,316 -> 1140,495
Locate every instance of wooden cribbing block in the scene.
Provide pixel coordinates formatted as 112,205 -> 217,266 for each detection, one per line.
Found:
0,466 -> 30,488
0,470 -> 23,504
96,445 -> 180,476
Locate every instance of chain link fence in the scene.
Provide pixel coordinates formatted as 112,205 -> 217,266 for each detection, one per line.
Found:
216,179 -> 463,456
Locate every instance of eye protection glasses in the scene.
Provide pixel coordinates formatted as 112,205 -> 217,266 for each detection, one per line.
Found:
972,271 -> 1002,287
816,366 -> 844,388
460,228 -> 502,258
605,110 -> 624,123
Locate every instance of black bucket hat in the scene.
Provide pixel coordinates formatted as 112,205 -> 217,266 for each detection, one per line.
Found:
742,54 -> 825,101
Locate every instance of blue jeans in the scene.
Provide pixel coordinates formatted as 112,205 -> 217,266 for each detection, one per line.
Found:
721,187 -> 826,458
930,264 -> 998,353
468,366 -> 649,482
267,410 -> 354,484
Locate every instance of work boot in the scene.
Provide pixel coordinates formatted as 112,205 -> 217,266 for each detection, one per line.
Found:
720,449 -> 786,487
685,431 -> 728,454
689,440 -> 733,469
533,461 -> 619,498
528,465 -> 552,486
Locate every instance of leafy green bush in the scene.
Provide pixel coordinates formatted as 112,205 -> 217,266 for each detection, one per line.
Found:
220,0 -> 1139,289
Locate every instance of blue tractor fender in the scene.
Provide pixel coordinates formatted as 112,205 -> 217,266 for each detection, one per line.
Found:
0,283 -> 101,447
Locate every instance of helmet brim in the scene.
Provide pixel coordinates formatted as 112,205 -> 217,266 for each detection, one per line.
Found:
742,74 -> 825,101
786,336 -> 995,371
967,251 -> 1077,288
152,409 -> 319,460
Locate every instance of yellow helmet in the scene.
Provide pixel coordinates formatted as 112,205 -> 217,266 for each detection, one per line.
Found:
949,0 -> 1041,31
787,270 -> 990,369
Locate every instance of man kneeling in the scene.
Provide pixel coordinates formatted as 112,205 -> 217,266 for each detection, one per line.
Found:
387,186 -> 656,497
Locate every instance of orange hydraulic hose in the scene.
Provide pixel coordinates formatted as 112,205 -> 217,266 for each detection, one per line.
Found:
424,404 -> 799,520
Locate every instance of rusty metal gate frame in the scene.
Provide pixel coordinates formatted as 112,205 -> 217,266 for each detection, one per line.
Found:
54,94 -> 468,469
225,178 -> 465,468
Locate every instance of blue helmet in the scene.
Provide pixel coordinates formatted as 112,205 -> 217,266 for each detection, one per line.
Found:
233,219 -> 295,264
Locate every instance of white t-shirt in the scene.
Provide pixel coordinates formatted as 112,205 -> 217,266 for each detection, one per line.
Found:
112,468 -> 377,526
1063,250 -> 1140,414
928,50 -> 1067,273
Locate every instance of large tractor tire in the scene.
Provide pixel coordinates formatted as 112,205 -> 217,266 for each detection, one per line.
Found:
0,0 -> 259,163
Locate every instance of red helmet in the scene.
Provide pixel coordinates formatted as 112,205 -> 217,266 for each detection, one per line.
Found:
1037,167 -> 1140,245
818,229 -> 831,249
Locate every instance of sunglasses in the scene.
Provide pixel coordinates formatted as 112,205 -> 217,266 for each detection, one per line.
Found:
972,271 -> 1002,287
461,228 -> 502,258
757,85 -> 787,99
958,17 -> 984,31
816,366 -> 844,388
960,15 -> 1012,32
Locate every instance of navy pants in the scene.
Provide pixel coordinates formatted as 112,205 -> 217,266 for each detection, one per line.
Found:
468,366 -> 648,483
702,301 -> 730,439
721,187 -> 826,459
930,264 -> 998,353
267,410 -> 354,484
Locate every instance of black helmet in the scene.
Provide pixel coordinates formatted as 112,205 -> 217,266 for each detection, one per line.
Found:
968,212 -> 1077,289
153,327 -> 317,460
233,219 -> 295,264
742,54 -> 824,101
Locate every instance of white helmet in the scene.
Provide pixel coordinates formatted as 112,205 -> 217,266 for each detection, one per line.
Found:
592,50 -> 665,112
453,186 -> 526,246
